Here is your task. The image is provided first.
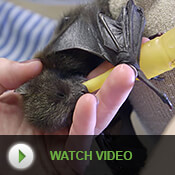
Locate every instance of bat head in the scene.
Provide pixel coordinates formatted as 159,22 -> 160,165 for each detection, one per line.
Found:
16,69 -> 87,132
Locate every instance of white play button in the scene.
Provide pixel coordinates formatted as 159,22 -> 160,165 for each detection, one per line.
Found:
8,143 -> 34,170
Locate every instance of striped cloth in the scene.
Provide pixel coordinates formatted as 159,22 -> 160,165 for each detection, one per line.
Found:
0,0 -> 57,62
23,0 -> 93,5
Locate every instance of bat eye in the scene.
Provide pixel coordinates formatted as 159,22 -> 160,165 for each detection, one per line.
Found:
57,92 -> 65,99
64,16 -> 70,21
81,89 -> 87,94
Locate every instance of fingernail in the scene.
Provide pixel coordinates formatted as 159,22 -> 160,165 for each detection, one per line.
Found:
93,94 -> 99,106
128,64 -> 138,78
20,58 -> 41,63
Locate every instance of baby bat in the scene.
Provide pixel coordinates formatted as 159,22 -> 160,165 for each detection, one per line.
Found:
16,0 -> 172,132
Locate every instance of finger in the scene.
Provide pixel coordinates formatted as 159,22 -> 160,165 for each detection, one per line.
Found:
0,58 -> 42,94
142,37 -> 150,44
67,94 -> 97,174
87,61 -> 114,79
69,93 -> 97,135
95,64 -> 135,135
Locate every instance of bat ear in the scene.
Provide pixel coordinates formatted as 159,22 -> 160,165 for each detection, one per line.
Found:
15,82 -> 30,95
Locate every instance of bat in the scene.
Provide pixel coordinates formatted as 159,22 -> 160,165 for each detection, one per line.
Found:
16,0 -> 172,132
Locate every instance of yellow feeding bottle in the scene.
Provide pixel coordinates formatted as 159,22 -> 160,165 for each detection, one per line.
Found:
83,27 -> 175,93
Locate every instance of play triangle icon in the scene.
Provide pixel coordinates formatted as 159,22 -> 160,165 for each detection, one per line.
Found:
19,149 -> 26,163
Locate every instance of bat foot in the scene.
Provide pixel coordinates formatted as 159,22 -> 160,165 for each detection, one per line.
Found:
137,70 -> 173,109
149,32 -> 164,40
151,75 -> 165,81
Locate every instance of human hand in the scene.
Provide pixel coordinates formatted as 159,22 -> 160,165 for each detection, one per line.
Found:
0,58 -> 135,135
70,37 -> 148,135
70,62 -> 136,135
0,58 -> 43,134
0,58 -> 135,174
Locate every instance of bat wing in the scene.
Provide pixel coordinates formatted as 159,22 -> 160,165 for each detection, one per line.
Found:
46,0 -> 172,108
47,0 -> 145,66
98,0 -> 172,108
97,0 -> 145,66
46,5 -> 105,59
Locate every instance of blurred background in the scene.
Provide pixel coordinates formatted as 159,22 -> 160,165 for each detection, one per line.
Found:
21,0 -> 93,5
0,0 -> 86,61
7,0 -> 84,19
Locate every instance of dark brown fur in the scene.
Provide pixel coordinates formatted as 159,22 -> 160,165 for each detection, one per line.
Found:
16,0 -> 110,132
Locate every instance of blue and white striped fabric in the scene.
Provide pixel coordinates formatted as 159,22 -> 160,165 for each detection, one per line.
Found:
0,0 -> 57,62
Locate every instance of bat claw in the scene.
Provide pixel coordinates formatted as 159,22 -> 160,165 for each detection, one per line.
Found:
161,94 -> 173,110
137,70 -> 173,109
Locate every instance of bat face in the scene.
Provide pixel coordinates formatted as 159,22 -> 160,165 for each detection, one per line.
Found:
17,68 -> 88,131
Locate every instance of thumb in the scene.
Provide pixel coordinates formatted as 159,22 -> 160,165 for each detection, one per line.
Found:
0,58 -> 42,94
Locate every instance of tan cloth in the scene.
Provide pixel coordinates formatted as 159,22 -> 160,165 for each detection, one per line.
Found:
109,0 -> 175,134
109,0 -> 175,36
130,69 -> 175,134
